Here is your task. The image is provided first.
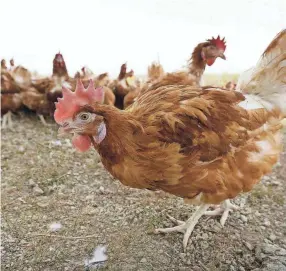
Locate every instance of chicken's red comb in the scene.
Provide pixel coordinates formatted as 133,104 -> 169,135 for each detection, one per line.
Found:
54,79 -> 104,124
207,35 -> 226,51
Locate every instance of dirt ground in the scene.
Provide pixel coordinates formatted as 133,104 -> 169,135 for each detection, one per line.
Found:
1,113 -> 286,271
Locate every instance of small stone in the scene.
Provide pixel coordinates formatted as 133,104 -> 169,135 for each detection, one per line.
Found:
269,233 -> 277,241
18,146 -> 25,153
201,233 -> 208,239
240,215 -> 248,223
85,195 -> 94,201
140,258 -> 147,263
264,219 -> 271,226
28,179 -> 36,187
36,197 -> 49,208
254,211 -> 261,216
276,248 -> 286,256
83,206 -> 97,215
179,253 -> 186,260
244,241 -> 254,251
33,186 -> 44,195
99,186 -> 105,194
262,244 -> 277,255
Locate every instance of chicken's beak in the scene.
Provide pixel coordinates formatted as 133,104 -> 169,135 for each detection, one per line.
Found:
219,51 -> 226,60
58,125 -> 75,137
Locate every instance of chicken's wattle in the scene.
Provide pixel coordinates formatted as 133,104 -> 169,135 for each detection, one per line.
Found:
206,57 -> 216,66
72,135 -> 92,152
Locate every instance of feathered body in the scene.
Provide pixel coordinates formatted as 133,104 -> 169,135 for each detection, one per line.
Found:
71,86 -> 283,205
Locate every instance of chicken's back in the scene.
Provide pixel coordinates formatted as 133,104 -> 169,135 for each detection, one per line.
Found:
120,86 -> 283,205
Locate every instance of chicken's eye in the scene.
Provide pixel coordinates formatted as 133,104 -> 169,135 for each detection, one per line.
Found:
78,112 -> 90,121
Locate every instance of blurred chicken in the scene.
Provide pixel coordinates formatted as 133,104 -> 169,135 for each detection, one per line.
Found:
124,62 -> 164,109
109,63 -> 137,109
77,66 -> 96,81
149,35 -> 226,90
10,63 -> 32,88
1,59 -> 8,71
1,69 -> 24,129
225,81 -> 237,91
75,67 -> 115,106
9,58 -> 15,71
124,36 -> 226,109
22,52 -> 74,125
95,73 -> 110,87
55,29 -> 286,251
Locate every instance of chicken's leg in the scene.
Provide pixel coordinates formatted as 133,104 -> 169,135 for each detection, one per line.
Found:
204,199 -> 239,226
7,111 -> 13,129
1,111 -> 12,129
38,114 -> 49,126
1,113 -> 8,129
155,204 -> 210,251
155,200 -> 239,251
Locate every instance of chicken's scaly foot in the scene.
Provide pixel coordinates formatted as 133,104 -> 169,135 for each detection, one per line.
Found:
38,114 -> 50,126
1,114 -> 8,129
154,204 -> 210,251
1,111 -> 13,129
204,199 -> 239,226
7,111 -> 14,129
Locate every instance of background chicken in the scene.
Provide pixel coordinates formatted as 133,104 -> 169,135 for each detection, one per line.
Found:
1,59 -> 8,70
123,62 -> 165,109
55,29 -> 286,251
22,52 -> 74,125
10,60 -> 33,88
147,61 -> 165,83
149,35 -> 227,90
9,58 -> 15,71
74,66 -> 115,106
1,58 -> 31,129
124,36 -> 226,109
225,81 -> 237,91
109,63 -> 137,109
1,69 -> 24,129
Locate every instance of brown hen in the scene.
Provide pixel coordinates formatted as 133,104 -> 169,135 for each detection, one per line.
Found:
54,29 -> 286,251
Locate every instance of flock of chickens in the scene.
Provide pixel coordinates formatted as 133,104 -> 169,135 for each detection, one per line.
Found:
2,30 -> 286,252
1,35 -> 232,129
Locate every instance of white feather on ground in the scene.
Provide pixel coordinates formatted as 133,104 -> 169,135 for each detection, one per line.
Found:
84,245 -> 108,268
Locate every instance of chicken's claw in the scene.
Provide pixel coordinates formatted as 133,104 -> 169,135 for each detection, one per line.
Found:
204,199 -> 239,226
155,204 -> 210,251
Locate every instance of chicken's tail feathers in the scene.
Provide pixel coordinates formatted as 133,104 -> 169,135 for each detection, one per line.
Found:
237,29 -> 286,115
